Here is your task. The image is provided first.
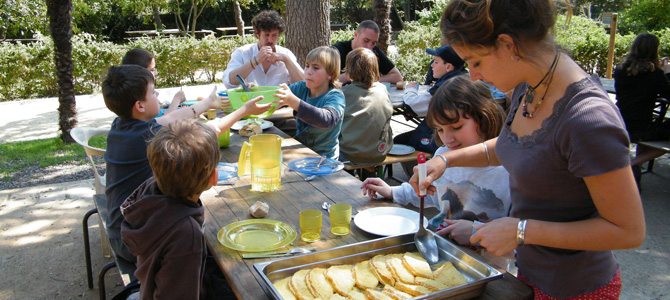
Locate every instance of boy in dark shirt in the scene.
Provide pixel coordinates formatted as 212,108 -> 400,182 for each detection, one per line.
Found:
121,119 -> 218,299
102,65 -> 269,276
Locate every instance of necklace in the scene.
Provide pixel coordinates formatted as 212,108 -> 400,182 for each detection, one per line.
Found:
522,53 -> 560,118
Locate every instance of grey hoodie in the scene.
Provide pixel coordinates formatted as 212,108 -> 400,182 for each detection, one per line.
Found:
121,177 -> 206,300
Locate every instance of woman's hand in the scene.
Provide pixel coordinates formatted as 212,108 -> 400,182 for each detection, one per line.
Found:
436,219 -> 474,246
274,83 -> 301,111
408,158 -> 445,197
360,178 -> 393,200
470,217 -> 519,257
172,90 -> 186,104
204,86 -> 226,110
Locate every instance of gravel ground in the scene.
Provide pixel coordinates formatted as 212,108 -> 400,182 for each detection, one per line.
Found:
0,160 -> 105,191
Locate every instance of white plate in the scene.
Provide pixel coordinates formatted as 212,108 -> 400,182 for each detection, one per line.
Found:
354,207 -> 428,236
388,144 -> 415,156
231,120 -> 273,131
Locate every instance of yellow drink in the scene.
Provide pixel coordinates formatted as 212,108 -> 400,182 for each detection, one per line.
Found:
300,209 -> 322,242
329,203 -> 352,235
250,158 -> 281,192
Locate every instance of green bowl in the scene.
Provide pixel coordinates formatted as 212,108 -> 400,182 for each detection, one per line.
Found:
228,86 -> 280,118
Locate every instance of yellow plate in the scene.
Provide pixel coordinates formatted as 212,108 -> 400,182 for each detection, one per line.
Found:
217,219 -> 297,252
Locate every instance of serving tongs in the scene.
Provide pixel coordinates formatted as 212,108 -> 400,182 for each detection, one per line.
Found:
242,247 -> 316,259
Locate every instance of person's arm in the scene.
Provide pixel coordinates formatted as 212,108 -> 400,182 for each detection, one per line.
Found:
295,103 -> 340,129
156,87 -> 223,126
379,67 -> 403,84
275,51 -> 305,84
403,87 -> 431,117
207,96 -> 271,134
470,165 -> 645,257
338,72 -> 351,84
163,90 -> 186,115
222,49 -> 248,87
410,138 -> 499,197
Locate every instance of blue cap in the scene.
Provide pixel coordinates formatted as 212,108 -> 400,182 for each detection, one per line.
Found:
426,45 -> 465,69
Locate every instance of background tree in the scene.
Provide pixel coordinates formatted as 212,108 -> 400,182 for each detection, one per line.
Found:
46,0 -> 77,143
285,0 -> 330,66
373,0 -> 392,53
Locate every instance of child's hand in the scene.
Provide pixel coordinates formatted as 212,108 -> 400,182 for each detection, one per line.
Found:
406,82 -> 418,90
203,86 -> 223,109
240,96 -> 272,116
172,90 -> 186,104
436,219 -> 475,246
360,178 -> 393,200
220,99 -> 231,112
273,83 -> 301,111
661,56 -> 670,74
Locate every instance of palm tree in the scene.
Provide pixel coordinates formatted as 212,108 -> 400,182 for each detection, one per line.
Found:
46,0 -> 77,143
374,0 -> 392,54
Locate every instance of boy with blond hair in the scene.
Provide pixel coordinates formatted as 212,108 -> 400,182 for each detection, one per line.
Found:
120,119 -> 219,299
102,65 -> 269,276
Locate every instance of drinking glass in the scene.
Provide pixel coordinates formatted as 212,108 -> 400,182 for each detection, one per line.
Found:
299,209 -> 322,242
329,203 -> 352,235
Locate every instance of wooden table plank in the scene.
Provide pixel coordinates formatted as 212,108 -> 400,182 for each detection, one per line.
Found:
203,126 -> 532,300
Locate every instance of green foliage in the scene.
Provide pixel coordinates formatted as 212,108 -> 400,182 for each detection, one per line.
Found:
415,0 -> 449,26
0,0 -> 48,39
618,0 -> 670,35
0,34 -> 259,101
0,137 -> 86,181
330,27 -> 355,44
391,21 -> 441,82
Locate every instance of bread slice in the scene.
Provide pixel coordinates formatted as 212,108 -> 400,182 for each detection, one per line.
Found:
414,277 -> 448,292
394,281 -> 432,296
306,268 -> 334,299
289,269 -> 315,300
381,285 -> 413,300
353,260 -> 379,290
386,257 -> 415,284
364,289 -> 394,300
402,252 -> 434,279
329,294 -> 348,300
433,262 -> 468,288
325,265 -> 355,296
369,255 -> 395,286
273,277 -> 297,300
346,289 -> 367,300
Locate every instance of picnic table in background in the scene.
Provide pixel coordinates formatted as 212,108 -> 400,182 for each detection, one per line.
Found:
216,26 -> 254,38
125,29 -> 214,38
389,84 -> 430,126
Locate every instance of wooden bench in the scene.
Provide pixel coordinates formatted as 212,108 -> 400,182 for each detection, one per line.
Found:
344,151 -> 432,181
216,26 -> 254,36
83,194 -> 134,300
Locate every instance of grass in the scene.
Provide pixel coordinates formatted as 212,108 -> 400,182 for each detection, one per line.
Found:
0,135 -> 107,181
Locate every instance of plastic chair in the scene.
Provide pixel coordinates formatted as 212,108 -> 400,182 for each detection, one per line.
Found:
71,127 -> 113,288
71,127 -> 108,194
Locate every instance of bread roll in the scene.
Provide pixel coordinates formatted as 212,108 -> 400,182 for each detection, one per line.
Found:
249,201 -> 269,218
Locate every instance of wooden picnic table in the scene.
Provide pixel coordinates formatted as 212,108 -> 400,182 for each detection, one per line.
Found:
201,126 -> 532,300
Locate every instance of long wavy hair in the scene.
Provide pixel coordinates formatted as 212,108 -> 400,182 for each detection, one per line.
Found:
618,32 -> 660,76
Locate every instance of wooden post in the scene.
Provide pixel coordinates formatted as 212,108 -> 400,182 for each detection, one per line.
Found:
606,13 -> 618,79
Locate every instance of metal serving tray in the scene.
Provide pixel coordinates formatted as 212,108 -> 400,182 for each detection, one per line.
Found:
254,231 -> 503,300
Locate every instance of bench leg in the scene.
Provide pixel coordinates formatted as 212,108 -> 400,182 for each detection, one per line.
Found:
98,261 -> 117,300
97,214 -> 112,258
83,208 -> 98,289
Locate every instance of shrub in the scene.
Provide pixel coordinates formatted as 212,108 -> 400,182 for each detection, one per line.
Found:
391,21 -> 441,82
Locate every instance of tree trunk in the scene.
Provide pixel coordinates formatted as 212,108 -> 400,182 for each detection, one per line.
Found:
46,0 -> 77,143
286,0 -> 330,66
373,0 -> 392,54
233,1 -> 244,36
153,5 -> 163,31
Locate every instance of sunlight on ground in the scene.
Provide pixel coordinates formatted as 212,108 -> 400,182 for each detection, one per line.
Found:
2,220 -> 53,237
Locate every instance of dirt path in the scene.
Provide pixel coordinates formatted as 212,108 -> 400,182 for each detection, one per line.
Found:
0,180 -> 125,299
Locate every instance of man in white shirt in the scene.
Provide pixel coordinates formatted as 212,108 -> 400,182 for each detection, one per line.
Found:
222,10 -> 304,88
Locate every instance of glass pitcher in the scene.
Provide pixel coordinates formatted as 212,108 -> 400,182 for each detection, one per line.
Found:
238,134 -> 283,192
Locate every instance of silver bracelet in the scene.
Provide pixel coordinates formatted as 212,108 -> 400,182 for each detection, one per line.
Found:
435,154 -> 448,168
517,219 -> 527,246
481,142 -> 491,166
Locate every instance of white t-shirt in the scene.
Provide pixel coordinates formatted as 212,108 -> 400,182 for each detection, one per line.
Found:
222,43 -> 302,89
391,146 -> 511,220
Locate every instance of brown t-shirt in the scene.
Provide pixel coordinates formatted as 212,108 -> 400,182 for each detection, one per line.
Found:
497,76 -> 630,297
